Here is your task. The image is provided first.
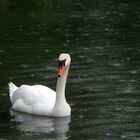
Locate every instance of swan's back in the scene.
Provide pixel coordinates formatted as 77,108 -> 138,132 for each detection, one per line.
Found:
10,84 -> 56,115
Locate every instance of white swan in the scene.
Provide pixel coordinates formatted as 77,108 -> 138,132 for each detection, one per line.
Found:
9,53 -> 71,117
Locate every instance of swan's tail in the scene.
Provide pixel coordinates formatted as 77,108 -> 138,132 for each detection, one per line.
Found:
8,82 -> 18,97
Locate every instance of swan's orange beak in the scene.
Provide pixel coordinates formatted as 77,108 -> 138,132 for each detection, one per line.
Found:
58,64 -> 65,78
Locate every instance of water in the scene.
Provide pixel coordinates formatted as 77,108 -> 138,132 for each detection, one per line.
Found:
0,0 -> 140,139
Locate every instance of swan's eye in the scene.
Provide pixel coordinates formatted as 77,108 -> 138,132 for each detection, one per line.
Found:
58,59 -> 66,67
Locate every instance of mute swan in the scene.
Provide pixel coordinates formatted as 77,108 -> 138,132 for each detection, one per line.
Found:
9,53 -> 71,117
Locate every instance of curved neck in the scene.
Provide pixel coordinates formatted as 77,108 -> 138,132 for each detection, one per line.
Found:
51,62 -> 71,117
56,65 -> 69,101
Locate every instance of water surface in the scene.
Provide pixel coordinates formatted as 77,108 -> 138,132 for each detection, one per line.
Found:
0,0 -> 140,140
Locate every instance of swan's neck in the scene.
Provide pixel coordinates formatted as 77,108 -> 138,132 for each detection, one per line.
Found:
56,65 -> 69,102
51,64 -> 70,117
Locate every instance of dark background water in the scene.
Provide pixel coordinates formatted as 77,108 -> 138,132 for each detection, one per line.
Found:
0,0 -> 140,140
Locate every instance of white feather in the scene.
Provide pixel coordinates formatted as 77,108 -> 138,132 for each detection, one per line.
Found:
8,53 -> 71,117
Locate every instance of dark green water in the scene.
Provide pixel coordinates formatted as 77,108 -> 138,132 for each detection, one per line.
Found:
0,0 -> 140,139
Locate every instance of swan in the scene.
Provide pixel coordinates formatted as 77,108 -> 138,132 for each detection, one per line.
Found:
8,53 -> 71,117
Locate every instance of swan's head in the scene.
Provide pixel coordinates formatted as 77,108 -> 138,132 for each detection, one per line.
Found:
57,53 -> 71,78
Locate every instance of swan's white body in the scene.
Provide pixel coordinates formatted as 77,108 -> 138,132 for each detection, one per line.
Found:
9,53 -> 71,117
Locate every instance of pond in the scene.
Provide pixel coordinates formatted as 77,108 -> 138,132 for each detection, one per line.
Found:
0,0 -> 140,139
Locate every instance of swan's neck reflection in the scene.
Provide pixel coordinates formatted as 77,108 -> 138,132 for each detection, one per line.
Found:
10,110 -> 71,140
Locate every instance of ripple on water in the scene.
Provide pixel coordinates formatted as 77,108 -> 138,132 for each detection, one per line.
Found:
20,64 -> 30,68
128,70 -> 139,74
0,49 -> 4,53
121,132 -> 140,140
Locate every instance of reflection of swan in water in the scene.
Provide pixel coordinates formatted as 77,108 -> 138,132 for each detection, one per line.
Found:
10,110 -> 71,140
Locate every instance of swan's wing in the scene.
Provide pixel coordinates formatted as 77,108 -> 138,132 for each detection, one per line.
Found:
11,84 -> 56,115
32,84 -> 56,105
